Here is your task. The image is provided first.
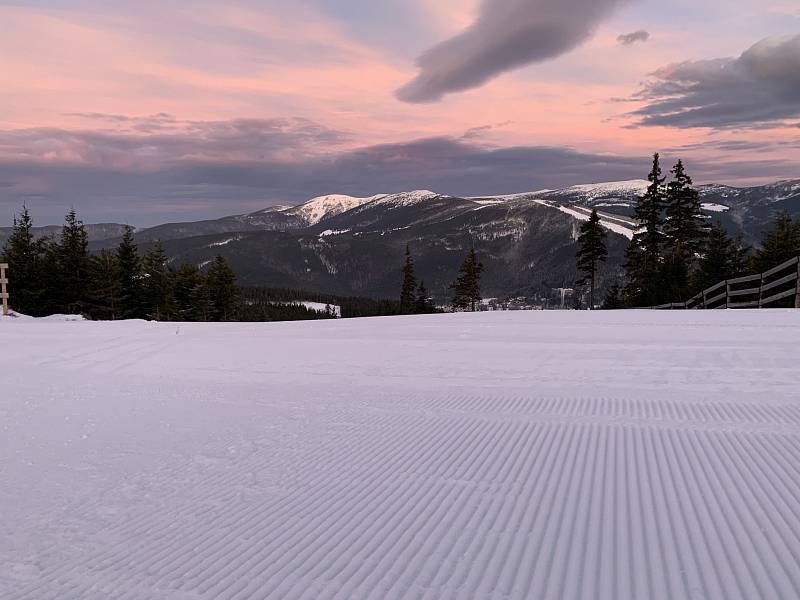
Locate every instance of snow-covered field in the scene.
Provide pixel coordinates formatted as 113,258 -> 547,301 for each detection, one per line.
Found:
2,310 -> 800,599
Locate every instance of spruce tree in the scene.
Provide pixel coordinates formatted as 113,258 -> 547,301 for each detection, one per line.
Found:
37,236 -> 63,317
602,283 -> 625,310
751,212 -> 800,273
141,241 -> 174,321
206,255 -> 239,321
58,209 -> 91,315
664,160 -> 706,259
450,248 -> 483,311
116,226 -> 142,319
399,245 -> 417,314
625,153 -> 667,306
692,222 -> 749,294
173,264 -> 206,321
414,281 -> 435,314
87,249 -> 121,320
575,209 -> 608,309
1,206 -> 42,315
662,160 -> 706,301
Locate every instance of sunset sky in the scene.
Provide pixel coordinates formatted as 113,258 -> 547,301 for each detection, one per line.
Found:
1,0 -> 799,225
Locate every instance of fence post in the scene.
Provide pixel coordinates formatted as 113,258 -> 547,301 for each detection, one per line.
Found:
725,280 -> 730,310
0,263 -> 8,317
758,271 -> 765,308
795,259 -> 800,309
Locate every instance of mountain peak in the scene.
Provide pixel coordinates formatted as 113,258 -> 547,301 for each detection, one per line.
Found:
287,193 -> 387,225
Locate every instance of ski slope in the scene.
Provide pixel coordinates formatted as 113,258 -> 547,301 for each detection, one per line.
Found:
2,310 -> 800,600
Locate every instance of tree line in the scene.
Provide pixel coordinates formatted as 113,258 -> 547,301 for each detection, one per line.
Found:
2,207 -> 240,320
398,245 -> 484,313
575,153 -> 800,309
2,206 -> 410,321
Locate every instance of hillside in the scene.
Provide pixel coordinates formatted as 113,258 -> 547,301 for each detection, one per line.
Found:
3,311 -> 800,599
8,179 -> 798,302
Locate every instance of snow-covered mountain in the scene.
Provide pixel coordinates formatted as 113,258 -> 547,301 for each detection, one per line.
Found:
72,177 -> 799,301
285,193 -> 387,225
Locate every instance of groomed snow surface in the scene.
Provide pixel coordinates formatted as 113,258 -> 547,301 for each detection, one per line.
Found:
3,310 -> 800,600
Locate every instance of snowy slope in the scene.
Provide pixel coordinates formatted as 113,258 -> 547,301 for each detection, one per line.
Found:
3,311 -> 800,599
286,193 -> 387,225
559,179 -> 650,199
531,199 -> 637,239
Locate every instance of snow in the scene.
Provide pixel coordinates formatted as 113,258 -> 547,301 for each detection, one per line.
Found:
562,179 -> 650,198
207,236 -> 240,247
319,229 -> 351,237
372,190 -> 440,208
701,202 -> 731,213
288,194 -> 387,225
534,200 -> 636,239
293,301 -> 341,317
2,310 -> 800,599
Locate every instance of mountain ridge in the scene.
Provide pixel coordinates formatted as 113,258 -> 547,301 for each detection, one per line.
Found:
3,178 -> 798,303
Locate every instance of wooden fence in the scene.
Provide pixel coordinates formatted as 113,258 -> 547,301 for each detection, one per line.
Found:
653,255 -> 800,310
0,263 -> 8,316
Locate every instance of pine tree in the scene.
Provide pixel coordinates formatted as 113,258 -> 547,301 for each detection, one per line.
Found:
58,209 -> 91,315
575,209 -> 608,309
116,225 -> 142,319
414,281 -> 435,314
662,160 -> 706,301
602,282 -> 625,309
87,249 -> 121,320
399,245 -> 417,314
751,212 -> 800,273
692,222 -> 750,294
664,161 -> 706,259
141,241 -> 174,321
173,264 -> 206,321
206,255 -> 239,321
450,248 -> 483,311
37,236 -> 63,317
625,153 -> 667,306
1,206 -> 43,315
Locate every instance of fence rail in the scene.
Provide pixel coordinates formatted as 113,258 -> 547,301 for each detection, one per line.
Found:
653,255 -> 800,310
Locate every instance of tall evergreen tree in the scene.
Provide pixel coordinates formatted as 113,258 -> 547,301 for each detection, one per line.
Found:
664,160 -> 706,259
414,281 -> 435,314
87,249 -> 121,320
450,248 -> 483,311
602,282 -> 625,310
116,225 -> 142,319
206,255 -> 239,321
751,212 -> 800,273
399,245 -> 418,314
58,209 -> 91,315
625,153 -> 667,306
575,209 -> 608,309
662,160 -> 706,301
141,241 -> 174,320
173,264 -> 206,321
1,206 -> 42,315
692,222 -> 749,294
36,236 -> 62,317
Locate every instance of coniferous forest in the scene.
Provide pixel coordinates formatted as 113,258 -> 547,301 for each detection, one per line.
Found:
1,208 -> 405,321
573,153 -> 800,309
3,155 -> 800,320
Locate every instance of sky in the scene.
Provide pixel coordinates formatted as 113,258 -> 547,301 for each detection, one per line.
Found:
1,0 -> 799,225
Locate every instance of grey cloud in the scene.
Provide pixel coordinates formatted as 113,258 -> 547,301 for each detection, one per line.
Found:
617,30 -> 649,45
1,121 -> 795,227
631,34 -> 800,128
396,0 -> 629,103
0,117 -> 350,168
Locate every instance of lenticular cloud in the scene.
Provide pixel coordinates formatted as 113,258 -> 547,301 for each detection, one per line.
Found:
396,0 -> 629,103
